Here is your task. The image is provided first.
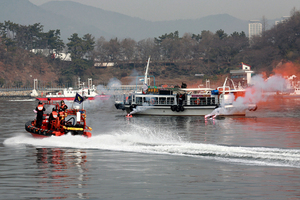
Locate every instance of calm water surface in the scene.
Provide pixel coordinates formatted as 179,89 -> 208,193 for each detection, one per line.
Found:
1,97 -> 300,199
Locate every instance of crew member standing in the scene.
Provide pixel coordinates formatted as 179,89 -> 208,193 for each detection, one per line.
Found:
178,94 -> 183,105
48,108 -> 58,129
60,100 -> 68,111
35,102 -> 45,128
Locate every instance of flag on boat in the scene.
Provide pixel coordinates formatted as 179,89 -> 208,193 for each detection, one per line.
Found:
74,93 -> 84,104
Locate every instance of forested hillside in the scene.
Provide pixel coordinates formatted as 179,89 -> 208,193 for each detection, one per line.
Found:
0,9 -> 300,88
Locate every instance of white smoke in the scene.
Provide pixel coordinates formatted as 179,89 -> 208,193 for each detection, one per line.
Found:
128,69 -> 141,86
242,74 -> 288,104
96,77 -> 122,95
205,74 -> 288,118
129,105 -> 150,115
129,97 -> 156,115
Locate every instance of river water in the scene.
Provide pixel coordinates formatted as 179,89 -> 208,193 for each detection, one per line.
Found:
1,97 -> 300,199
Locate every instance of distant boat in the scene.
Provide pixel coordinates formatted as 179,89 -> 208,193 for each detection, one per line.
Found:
36,78 -> 110,102
36,87 -> 99,101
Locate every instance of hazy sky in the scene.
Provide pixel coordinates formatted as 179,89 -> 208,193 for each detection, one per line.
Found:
29,0 -> 299,21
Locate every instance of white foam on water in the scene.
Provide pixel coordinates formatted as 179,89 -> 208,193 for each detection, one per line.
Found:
4,126 -> 300,169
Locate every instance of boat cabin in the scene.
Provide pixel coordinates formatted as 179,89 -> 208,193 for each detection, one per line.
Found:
127,91 -> 218,107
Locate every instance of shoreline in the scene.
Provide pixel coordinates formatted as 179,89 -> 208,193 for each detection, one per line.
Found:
0,90 -> 50,98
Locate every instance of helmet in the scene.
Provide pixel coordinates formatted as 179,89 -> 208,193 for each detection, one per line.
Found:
38,101 -> 42,105
61,100 -> 65,104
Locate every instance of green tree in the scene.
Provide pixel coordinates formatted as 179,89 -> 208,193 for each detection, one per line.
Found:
82,33 -> 95,60
45,29 -> 64,54
154,31 -> 181,60
67,33 -> 84,60
67,33 -> 95,75
67,33 -> 95,60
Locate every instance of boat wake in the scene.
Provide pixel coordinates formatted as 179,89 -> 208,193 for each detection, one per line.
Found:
129,105 -> 152,115
4,130 -> 300,168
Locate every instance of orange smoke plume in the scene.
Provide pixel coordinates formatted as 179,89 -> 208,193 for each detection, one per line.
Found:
273,62 -> 300,77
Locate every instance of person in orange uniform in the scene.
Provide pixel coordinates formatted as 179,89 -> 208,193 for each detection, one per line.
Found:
48,108 -> 58,130
35,101 -> 46,128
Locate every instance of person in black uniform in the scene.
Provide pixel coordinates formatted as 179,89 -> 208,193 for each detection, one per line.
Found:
60,100 -> 68,111
35,102 -> 46,128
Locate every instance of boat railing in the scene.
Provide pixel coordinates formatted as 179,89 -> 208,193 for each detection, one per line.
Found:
135,99 -> 175,106
189,97 -> 216,106
134,97 -> 217,106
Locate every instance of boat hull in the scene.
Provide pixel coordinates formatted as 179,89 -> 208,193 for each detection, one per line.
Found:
125,105 -> 218,116
25,120 -> 56,138
25,120 -> 92,138
123,104 -> 256,116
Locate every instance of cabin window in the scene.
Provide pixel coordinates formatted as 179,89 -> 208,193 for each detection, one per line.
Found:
207,97 -> 212,105
211,97 -> 215,104
200,98 -> 206,105
159,97 -> 166,104
143,97 -> 149,104
128,96 -> 132,103
136,97 -> 142,105
150,97 -> 156,105
191,97 -> 207,105
166,97 -> 174,104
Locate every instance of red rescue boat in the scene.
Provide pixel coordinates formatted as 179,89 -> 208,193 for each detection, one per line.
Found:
25,99 -> 92,138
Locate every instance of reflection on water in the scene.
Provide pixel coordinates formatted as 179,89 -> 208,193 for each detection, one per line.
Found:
35,148 -> 89,199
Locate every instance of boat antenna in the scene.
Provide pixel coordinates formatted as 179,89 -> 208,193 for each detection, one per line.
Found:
144,56 -> 151,86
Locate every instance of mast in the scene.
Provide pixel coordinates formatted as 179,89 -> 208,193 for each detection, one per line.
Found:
78,77 -> 81,89
144,57 -> 151,85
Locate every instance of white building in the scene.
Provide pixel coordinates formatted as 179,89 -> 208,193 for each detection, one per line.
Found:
248,20 -> 262,39
30,49 -> 71,61
230,62 -> 254,86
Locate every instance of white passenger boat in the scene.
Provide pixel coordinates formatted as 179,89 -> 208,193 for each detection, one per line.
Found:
117,88 -> 218,116
115,58 -> 257,116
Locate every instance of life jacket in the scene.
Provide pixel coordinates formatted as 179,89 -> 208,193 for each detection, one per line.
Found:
60,104 -> 67,111
52,111 -> 58,118
54,117 -> 61,130
59,111 -> 64,118
37,105 -> 44,111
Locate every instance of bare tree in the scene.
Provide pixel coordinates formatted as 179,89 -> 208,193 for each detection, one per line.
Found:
104,38 -> 120,62
261,15 -> 268,38
94,36 -> 107,61
120,38 -> 136,61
